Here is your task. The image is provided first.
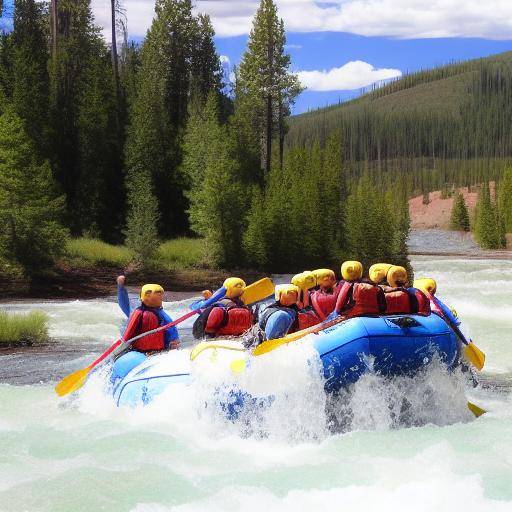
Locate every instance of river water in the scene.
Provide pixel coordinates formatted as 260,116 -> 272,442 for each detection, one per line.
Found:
1,256 -> 511,512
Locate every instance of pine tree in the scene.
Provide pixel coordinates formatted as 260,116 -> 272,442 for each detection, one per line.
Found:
498,168 -> 512,233
11,0 -> 49,156
0,108 -> 67,275
124,168 -> 159,266
473,183 -> 505,249
450,192 -> 470,231
190,14 -> 222,104
183,93 -> 245,267
235,0 -> 302,181
125,0 -> 200,238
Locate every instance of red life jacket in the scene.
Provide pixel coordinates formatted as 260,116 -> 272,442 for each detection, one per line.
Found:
384,288 -> 414,314
296,310 -> 321,331
205,306 -> 253,336
410,288 -> 431,315
123,306 -> 165,352
311,284 -> 342,320
335,281 -> 386,318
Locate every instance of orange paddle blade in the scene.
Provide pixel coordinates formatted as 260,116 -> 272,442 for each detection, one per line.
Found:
54,366 -> 92,397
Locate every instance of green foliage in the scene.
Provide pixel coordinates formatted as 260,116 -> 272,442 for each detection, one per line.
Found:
65,238 -> 133,267
183,93 -> 246,267
473,184 -> 506,249
49,0 -> 124,239
235,0 -> 302,180
345,175 -> 411,273
125,0 -> 221,239
156,238 -> 204,270
0,310 -> 49,345
243,141 -> 346,272
11,0 -> 49,155
498,168 -> 512,232
0,109 -> 67,276
450,192 -> 470,231
124,168 -> 160,266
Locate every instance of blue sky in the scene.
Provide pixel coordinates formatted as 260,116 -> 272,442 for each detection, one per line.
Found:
2,0 -> 512,113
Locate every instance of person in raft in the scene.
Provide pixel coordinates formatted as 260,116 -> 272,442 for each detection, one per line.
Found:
110,282 -> 180,385
330,261 -> 386,319
192,277 -> 253,339
368,264 -> 430,315
116,275 -> 180,344
308,268 -> 344,321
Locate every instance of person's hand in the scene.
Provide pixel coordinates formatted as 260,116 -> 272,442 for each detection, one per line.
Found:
170,339 -> 180,350
201,290 -> 213,299
117,275 -> 126,286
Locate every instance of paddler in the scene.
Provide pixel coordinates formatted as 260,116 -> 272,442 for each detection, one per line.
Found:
385,266 -> 431,315
116,275 -> 180,342
193,277 -> 253,338
331,261 -> 386,318
309,268 -> 343,320
110,282 -> 180,385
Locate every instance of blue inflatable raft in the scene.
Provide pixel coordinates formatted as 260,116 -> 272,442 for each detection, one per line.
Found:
112,313 -> 460,407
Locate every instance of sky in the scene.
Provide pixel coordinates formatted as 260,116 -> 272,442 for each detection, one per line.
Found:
2,0 -> 512,113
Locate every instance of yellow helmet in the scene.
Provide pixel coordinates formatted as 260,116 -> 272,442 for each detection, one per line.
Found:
387,266 -> 408,288
275,283 -> 300,302
140,284 -> 164,307
413,277 -> 437,296
223,277 -> 246,299
341,261 -> 363,281
292,271 -> 317,290
369,263 -> 393,284
313,269 -> 335,281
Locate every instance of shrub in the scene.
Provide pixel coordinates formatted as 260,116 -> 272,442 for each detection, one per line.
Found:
0,310 -> 49,345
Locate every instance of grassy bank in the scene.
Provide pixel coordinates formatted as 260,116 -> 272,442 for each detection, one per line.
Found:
0,311 -> 50,346
65,237 -> 205,270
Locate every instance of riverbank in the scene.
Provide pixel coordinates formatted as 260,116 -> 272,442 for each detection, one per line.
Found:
2,230 -> 511,301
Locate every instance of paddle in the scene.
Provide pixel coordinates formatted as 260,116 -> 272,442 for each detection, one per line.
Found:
427,294 -> 485,371
189,277 -> 275,310
54,287 -> 227,397
253,314 -> 346,356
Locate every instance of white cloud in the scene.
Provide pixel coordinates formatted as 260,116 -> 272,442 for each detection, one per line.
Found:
91,0 -> 512,40
219,55 -> 230,65
298,60 -> 402,91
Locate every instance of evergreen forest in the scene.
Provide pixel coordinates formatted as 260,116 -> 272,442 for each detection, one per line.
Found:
0,0 -> 510,283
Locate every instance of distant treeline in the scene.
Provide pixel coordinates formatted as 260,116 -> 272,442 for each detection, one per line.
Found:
288,57 -> 512,196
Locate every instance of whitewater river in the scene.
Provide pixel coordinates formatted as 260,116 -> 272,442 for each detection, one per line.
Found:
1,256 -> 511,512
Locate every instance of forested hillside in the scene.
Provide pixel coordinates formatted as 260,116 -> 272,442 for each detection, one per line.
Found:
288,51 -> 512,195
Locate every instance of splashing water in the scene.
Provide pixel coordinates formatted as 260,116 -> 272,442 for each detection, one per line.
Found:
0,256 -> 511,511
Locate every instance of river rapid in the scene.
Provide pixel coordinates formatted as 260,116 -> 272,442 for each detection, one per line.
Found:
1,256 -> 511,512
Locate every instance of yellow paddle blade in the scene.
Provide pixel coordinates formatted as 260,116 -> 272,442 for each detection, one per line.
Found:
253,330 -> 305,356
464,342 -> 486,371
230,359 -> 246,374
468,401 -> 486,418
190,341 -> 246,361
241,277 -> 275,306
253,316 -> 345,357
54,366 -> 91,397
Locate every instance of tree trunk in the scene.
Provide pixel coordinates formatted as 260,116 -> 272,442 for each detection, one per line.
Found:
50,0 -> 58,60
265,93 -> 272,177
278,97 -> 284,171
110,0 -> 121,109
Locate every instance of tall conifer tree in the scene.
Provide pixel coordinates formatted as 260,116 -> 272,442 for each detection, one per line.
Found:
235,0 -> 302,181
0,108 -> 67,275
11,0 -> 49,155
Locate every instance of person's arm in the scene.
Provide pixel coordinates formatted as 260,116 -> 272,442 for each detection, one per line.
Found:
160,309 -> 180,349
117,276 -> 132,318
